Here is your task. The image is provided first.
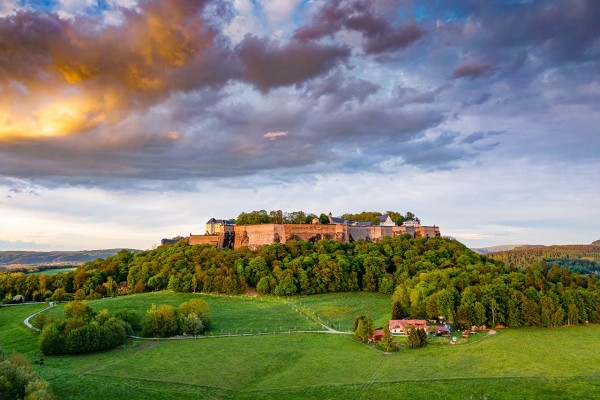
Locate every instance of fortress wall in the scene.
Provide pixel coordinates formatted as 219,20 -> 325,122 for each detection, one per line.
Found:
234,224 -> 282,249
234,224 -> 349,249
348,226 -> 393,242
393,226 -> 415,237
189,235 -> 220,246
207,223 -> 440,250
348,226 -> 369,241
376,226 -> 393,240
413,226 -> 441,238
282,224 -> 346,243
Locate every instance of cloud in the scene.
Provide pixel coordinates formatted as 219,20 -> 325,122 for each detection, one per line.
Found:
235,35 -> 350,92
0,239 -> 51,251
293,0 -> 423,54
263,131 -> 288,140
0,0 -> 597,195
452,62 -> 492,79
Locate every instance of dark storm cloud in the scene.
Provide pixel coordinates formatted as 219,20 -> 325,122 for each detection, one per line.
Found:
293,0 -> 423,54
235,35 -> 350,92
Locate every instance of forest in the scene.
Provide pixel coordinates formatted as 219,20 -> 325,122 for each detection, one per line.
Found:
490,245 -> 600,276
1,236 -> 598,330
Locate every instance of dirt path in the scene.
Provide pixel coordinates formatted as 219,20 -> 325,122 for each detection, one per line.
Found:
22,302 -> 55,331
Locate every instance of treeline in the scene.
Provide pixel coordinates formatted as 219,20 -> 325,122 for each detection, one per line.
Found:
234,209 -> 418,225
235,210 -> 325,225
341,211 -> 417,225
490,244 -> 600,268
0,349 -> 55,399
2,236 -> 599,329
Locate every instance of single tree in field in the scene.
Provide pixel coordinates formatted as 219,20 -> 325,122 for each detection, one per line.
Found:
417,328 -> 428,347
382,325 -> 395,351
353,315 -> 373,342
406,327 -> 420,348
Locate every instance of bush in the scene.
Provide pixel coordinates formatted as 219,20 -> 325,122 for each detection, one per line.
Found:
178,299 -> 211,329
39,324 -> 65,355
0,349 -> 55,400
114,309 -> 143,333
143,304 -> 178,337
39,308 -> 129,356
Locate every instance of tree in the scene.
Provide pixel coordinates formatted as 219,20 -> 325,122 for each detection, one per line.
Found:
418,327 -> 428,347
181,312 -> 204,336
474,302 -> 486,326
406,326 -> 420,347
50,288 -> 67,302
143,304 -> 178,337
73,289 -> 86,301
407,327 -> 427,348
39,324 -> 65,355
105,277 -> 118,297
382,325 -> 395,351
353,315 -> 373,342
391,301 -> 403,320
568,303 -> 580,326
319,213 -> 330,224
64,301 -> 94,321
0,350 -> 55,400
178,298 -> 211,328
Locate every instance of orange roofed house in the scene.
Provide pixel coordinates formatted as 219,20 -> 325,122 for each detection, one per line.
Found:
389,319 -> 427,335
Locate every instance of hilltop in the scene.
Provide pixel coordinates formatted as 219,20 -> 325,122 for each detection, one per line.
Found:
471,244 -> 528,254
0,249 -> 139,269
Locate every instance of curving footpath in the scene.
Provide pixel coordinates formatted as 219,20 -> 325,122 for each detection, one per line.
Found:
21,302 -> 55,331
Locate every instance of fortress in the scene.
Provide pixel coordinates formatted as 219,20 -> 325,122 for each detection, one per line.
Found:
189,213 -> 440,250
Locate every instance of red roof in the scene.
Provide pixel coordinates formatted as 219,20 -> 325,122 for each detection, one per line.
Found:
369,329 -> 384,341
389,319 -> 427,329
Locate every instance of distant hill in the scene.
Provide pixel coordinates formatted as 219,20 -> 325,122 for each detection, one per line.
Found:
593,240 -> 600,245
471,244 -> 528,254
0,249 -> 139,268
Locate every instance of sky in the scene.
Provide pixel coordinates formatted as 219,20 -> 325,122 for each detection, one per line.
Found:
0,0 -> 598,251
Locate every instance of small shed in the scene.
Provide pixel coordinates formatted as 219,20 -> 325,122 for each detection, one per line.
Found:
369,329 -> 384,342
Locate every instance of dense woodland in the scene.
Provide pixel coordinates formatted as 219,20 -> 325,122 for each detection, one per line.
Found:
490,245 -> 600,276
1,236 -> 599,330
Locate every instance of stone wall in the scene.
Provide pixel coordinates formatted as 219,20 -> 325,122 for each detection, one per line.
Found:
189,235 -> 220,247
414,226 -> 440,238
196,223 -> 440,250
234,224 -> 349,250
283,224 -> 348,244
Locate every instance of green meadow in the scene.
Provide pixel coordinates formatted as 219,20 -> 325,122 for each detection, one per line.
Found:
29,267 -> 78,276
1,292 -> 599,399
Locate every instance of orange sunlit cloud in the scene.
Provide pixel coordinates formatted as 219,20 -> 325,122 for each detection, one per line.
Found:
0,1 -> 216,140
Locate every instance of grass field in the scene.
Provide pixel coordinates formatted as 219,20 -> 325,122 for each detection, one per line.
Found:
291,292 -> 392,331
29,267 -> 78,275
1,292 -> 600,399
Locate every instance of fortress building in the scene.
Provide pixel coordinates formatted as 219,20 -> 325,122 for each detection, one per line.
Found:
189,214 -> 440,250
